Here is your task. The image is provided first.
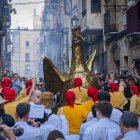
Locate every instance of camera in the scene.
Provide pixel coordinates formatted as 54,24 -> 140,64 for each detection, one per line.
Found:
0,126 -> 24,137
0,123 -> 24,137
12,127 -> 24,137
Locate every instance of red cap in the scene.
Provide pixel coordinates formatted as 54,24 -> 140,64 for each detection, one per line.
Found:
4,88 -> 16,102
87,87 -> 98,103
74,78 -> 82,88
25,80 -> 32,88
1,87 -> 10,96
109,83 -> 119,93
2,78 -> 12,88
65,91 -> 75,108
130,85 -> 139,96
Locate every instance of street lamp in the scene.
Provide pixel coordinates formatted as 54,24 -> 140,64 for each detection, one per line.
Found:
71,15 -> 79,27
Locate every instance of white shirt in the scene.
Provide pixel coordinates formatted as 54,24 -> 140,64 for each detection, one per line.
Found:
44,109 -> 61,129
87,108 -> 122,124
111,108 -> 122,124
121,131 -> 140,140
80,118 -> 98,139
65,134 -> 80,140
14,122 -> 42,140
29,102 -> 35,105
15,118 -> 68,140
83,118 -> 121,140
44,109 -> 69,136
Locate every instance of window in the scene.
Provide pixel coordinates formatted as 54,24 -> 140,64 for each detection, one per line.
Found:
64,0 -> 72,15
91,0 -> 101,13
26,41 -> 29,47
82,0 -> 86,17
25,53 -> 30,62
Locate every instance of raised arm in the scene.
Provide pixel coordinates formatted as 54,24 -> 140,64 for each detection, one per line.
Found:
26,77 -> 36,100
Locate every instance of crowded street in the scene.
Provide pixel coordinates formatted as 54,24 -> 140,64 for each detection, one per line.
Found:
0,0 -> 140,140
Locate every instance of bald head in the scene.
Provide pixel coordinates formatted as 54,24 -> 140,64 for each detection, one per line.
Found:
31,90 -> 42,104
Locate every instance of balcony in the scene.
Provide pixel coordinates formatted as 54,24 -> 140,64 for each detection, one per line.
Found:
104,11 -> 117,35
126,4 -> 140,44
81,11 -> 102,34
127,5 -> 140,34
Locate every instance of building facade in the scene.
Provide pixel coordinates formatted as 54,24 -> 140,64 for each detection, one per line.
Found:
70,0 -> 104,73
0,0 -> 12,71
40,0 -> 140,74
104,0 -> 140,73
70,0 -> 140,74
11,11 -> 41,78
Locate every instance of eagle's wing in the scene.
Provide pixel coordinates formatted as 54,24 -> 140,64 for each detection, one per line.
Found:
86,50 -> 97,72
43,57 -> 67,95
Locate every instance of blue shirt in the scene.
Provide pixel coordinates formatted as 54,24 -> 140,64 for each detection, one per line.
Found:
121,131 -> 140,140
83,118 -> 121,140
80,118 -> 98,139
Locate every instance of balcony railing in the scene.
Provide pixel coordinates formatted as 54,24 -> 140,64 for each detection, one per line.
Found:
104,11 -> 117,35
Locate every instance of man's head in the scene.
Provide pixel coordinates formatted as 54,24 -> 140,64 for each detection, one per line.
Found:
87,87 -> 98,103
37,80 -> 44,89
128,76 -> 135,86
109,83 -> 119,93
2,78 -> 12,88
47,130 -> 64,140
25,80 -> 32,88
4,88 -> 16,102
74,78 -> 82,88
105,74 -> 110,81
65,91 -> 75,108
120,112 -> 139,135
98,90 -> 111,102
95,101 -> 112,119
2,114 -> 15,127
31,90 -> 42,104
40,92 -> 54,109
16,103 -> 30,121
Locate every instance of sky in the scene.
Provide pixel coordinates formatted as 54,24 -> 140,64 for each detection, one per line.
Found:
11,0 -> 44,29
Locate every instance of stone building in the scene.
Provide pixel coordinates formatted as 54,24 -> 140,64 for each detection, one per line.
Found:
40,0 -> 140,74
40,0 -> 71,74
71,0 -> 104,73
0,0 -> 12,70
104,0 -> 140,73
11,10 -> 41,78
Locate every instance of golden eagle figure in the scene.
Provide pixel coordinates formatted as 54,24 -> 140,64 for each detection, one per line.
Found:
43,26 -> 98,105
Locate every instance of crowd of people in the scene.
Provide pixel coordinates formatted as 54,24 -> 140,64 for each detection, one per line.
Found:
0,69 -> 140,140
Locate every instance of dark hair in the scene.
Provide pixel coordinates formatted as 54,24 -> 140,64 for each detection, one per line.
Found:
120,112 -> 139,128
128,76 -> 135,82
92,105 -> 97,117
96,101 -> 112,118
2,114 -> 15,127
98,90 -> 111,102
47,130 -> 65,140
16,103 -> 30,119
119,75 -> 125,80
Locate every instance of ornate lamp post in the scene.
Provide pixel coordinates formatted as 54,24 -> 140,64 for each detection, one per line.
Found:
71,15 -> 79,27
